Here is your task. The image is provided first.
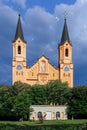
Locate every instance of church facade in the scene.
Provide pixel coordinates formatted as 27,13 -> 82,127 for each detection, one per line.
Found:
12,14 -> 73,87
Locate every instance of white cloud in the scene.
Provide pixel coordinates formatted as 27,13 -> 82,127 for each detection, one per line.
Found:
0,5 -> 17,39
54,0 -> 87,64
77,0 -> 87,4
24,0 -> 87,65
24,6 -> 58,63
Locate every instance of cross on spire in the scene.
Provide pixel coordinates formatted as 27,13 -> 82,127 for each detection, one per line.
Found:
18,7 -> 21,15
64,11 -> 68,20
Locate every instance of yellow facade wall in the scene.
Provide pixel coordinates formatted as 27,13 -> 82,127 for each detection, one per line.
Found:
12,38 -> 73,87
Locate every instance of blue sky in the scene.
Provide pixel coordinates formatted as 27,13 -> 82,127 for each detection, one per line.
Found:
0,0 -> 87,86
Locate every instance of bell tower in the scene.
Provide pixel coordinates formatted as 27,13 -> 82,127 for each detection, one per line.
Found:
58,17 -> 73,87
12,14 -> 27,84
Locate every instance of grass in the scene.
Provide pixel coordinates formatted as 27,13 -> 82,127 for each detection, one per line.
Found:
0,120 -> 87,130
0,119 -> 87,126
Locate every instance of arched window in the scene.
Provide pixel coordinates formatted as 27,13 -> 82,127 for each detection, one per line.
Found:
56,112 -> 60,120
18,45 -> 21,54
38,112 -> 42,120
65,48 -> 68,57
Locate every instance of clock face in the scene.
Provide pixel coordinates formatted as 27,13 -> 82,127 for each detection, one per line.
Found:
16,64 -> 23,70
64,66 -> 70,72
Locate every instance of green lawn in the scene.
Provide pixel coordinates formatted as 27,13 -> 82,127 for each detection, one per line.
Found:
0,119 -> 87,126
0,120 -> 87,130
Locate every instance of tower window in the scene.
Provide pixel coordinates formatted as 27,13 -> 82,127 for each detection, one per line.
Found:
32,72 -> 34,76
18,45 -> 21,54
65,48 -> 68,57
68,73 -> 70,76
21,71 -> 23,75
53,73 -> 55,77
16,71 -> 18,75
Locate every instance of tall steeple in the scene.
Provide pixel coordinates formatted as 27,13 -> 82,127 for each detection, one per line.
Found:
13,14 -> 26,43
58,16 -> 73,88
12,13 -> 27,85
60,17 -> 71,45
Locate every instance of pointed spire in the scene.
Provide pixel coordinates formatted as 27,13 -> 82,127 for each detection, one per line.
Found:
59,16 -> 71,46
13,13 -> 26,43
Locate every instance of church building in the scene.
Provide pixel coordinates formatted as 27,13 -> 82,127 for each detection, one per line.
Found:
12,14 -> 73,87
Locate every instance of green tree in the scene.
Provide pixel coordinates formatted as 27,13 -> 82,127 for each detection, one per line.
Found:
0,83 -> 32,120
11,81 -> 31,95
0,89 -> 13,118
47,80 -> 71,105
31,84 -> 47,105
13,92 -> 32,120
67,86 -> 87,119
